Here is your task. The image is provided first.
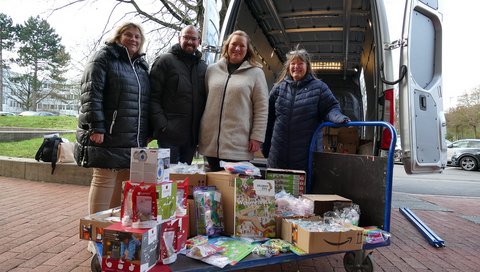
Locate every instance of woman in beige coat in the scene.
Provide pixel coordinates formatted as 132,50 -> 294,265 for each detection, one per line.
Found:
199,30 -> 268,171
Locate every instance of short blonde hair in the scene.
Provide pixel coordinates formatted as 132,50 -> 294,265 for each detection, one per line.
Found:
221,30 -> 257,66
106,22 -> 145,54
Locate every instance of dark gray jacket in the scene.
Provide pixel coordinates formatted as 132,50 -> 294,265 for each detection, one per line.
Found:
263,74 -> 349,171
149,44 -> 207,146
74,42 -> 150,169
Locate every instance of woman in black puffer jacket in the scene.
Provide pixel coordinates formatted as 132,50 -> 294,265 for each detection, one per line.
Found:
263,48 -> 350,172
74,22 -> 150,215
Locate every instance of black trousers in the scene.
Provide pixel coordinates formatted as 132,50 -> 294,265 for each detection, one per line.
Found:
158,142 -> 196,165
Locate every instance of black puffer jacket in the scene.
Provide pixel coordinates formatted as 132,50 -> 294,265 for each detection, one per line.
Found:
149,44 -> 207,146
263,74 -> 349,171
74,42 -> 150,169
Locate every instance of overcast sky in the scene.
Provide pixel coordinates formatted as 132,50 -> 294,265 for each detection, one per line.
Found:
1,0 -> 479,109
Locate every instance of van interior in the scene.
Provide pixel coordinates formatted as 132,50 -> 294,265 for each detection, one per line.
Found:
221,0 -> 395,154
215,0 -> 445,174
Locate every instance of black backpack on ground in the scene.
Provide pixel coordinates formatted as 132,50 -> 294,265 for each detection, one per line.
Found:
35,135 -> 63,174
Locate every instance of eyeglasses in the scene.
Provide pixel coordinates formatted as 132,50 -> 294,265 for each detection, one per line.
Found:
181,35 -> 199,42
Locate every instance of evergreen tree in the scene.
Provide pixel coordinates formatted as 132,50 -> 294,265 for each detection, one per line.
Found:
10,16 -> 70,110
0,13 -> 16,111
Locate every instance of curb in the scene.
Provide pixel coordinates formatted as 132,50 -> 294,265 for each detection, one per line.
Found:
0,156 -> 92,185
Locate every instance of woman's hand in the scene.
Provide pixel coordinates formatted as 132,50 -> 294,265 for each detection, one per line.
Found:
90,133 -> 104,144
249,139 -> 261,153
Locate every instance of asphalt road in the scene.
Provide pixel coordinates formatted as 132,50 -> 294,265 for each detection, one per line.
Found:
393,164 -> 480,197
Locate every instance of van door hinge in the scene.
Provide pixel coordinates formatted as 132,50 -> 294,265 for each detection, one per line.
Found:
384,39 -> 407,50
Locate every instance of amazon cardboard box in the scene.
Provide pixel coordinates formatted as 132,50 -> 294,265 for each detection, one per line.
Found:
281,217 -> 363,253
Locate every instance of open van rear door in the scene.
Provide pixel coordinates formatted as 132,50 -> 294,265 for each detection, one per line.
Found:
399,0 -> 446,174
201,0 -> 221,64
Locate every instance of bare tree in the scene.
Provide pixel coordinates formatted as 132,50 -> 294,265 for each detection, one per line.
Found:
49,0 -> 229,59
446,85 -> 480,139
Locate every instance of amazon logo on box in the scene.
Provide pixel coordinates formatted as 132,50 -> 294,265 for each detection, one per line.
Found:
281,217 -> 363,254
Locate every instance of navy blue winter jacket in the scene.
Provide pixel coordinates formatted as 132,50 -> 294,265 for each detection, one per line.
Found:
263,74 -> 349,171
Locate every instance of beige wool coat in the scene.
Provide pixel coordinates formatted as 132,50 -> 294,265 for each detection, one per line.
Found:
199,57 -> 268,161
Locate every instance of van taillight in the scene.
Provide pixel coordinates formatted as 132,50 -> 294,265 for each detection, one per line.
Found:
381,89 -> 395,150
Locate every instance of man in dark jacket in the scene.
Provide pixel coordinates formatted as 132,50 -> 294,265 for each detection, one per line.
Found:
149,25 -> 207,164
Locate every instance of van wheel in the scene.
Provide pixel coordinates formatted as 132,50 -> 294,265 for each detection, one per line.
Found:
459,156 -> 478,171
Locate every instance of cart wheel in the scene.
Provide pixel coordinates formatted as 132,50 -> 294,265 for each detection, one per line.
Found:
343,252 -> 374,272
91,253 -> 101,272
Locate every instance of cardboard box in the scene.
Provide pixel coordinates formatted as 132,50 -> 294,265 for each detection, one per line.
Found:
322,127 -> 359,154
265,168 -> 306,196
170,173 -> 207,198
187,199 -> 196,237
102,222 -> 160,272
274,215 -> 310,239
282,217 -> 363,254
130,148 -> 170,183
302,194 -> 352,216
79,208 -> 121,242
206,171 -> 238,236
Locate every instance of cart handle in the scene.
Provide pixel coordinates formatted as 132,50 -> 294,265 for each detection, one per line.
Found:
307,121 -> 397,231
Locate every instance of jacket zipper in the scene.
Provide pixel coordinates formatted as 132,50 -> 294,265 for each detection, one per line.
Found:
131,58 -> 142,147
125,48 -> 143,147
216,74 -> 232,158
109,110 -> 117,134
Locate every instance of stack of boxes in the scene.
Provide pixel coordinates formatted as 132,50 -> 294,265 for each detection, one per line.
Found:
322,127 -> 359,154
79,148 -> 189,272
79,150 -> 368,269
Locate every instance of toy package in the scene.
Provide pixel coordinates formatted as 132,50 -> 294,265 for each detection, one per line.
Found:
120,181 -> 157,229
221,161 -> 261,176
275,190 -> 314,217
193,186 -> 224,236
234,177 -> 276,238
156,181 -> 177,223
176,177 -> 189,216
160,220 -> 178,264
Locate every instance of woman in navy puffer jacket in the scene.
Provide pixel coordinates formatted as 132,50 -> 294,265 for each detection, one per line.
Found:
263,48 -> 350,172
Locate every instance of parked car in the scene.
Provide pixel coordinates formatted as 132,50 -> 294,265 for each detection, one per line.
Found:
449,139 -> 480,171
19,111 -> 57,116
0,111 -> 16,116
394,136 -> 402,163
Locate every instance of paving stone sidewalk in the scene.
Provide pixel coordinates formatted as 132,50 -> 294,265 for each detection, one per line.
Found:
0,176 -> 479,272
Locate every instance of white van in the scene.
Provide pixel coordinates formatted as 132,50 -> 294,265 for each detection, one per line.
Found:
202,0 -> 446,175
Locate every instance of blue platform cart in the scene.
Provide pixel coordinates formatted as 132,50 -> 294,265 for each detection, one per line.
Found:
306,121 -> 396,271
92,121 -> 397,272
169,121 -> 396,272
